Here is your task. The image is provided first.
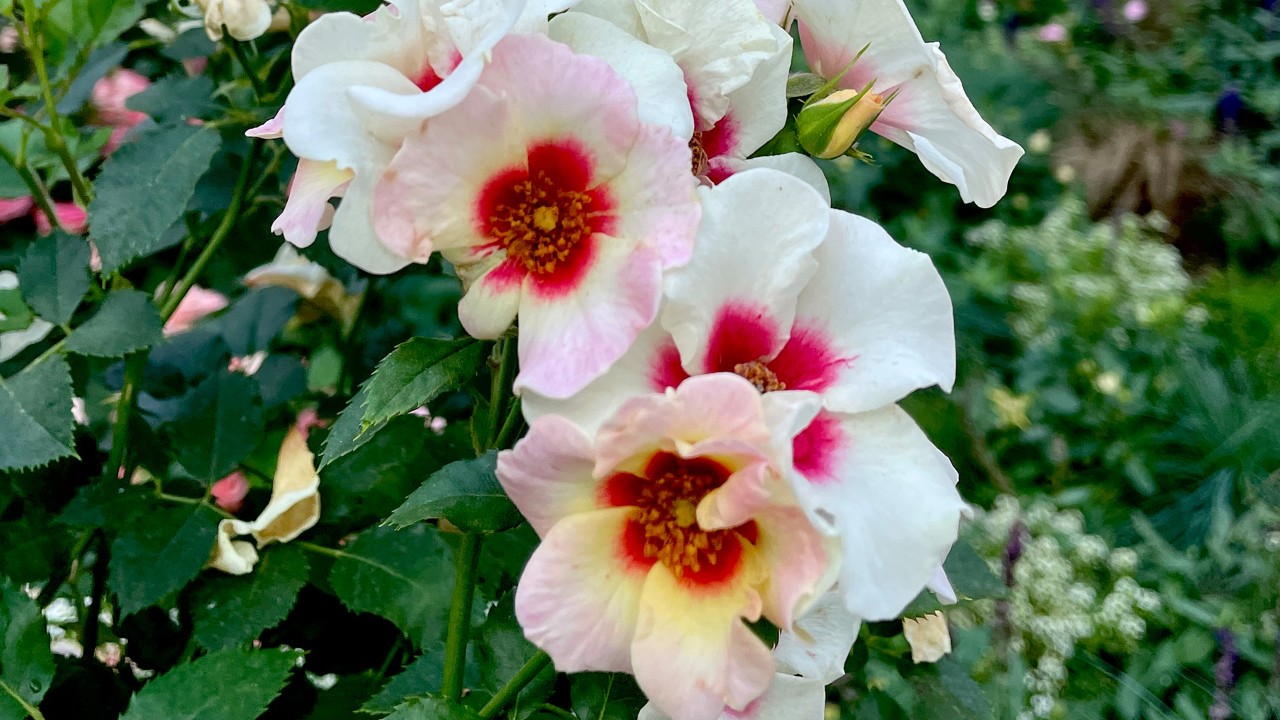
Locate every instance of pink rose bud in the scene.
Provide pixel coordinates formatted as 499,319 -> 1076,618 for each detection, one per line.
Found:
91,68 -> 151,128
1038,23 -> 1068,42
34,202 -> 88,236
294,407 -> 326,440
163,286 -> 229,336
0,196 -> 34,224
212,471 -> 250,513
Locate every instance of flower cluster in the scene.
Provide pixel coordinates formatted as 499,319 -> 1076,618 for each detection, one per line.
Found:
965,496 -> 1160,720
256,0 -> 1023,717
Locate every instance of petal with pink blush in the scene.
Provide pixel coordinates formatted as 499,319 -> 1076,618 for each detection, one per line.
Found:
496,414 -> 600,537
549,12 -> 695,141
750,506 -> 832,628
375,87 -> 525,260
513,240 -> 663,399
271,159 -> 353,249
594,374 -> 772,478
662,170 -> 827,373
773,590 -> 859,683
521,319 -> 677,436
632,561 -> 774,720
164,286 -> 229,336
785,405 -> 966,620
246,107 -> 285,139
603,123 -> 699,267
793,210 -> 955,413
0,196 -> 34,224
515,506 -> 651,674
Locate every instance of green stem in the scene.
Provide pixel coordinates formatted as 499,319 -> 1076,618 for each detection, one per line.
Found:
487,338 -> 518,447
155,491 -> 235,520
0,679 -> 47,720
477,651 -> 552,719
160,141 -> 262,320
80,532 -> 108,662
441,533 -> 483,702
227,36 -> 268,103
494,398 -> 523,451
20,0 -> 92,205
107,353 -> 146,479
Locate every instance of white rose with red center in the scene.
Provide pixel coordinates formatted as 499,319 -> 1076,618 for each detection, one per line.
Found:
525,167 -> 968,621
373,33 -> 700,399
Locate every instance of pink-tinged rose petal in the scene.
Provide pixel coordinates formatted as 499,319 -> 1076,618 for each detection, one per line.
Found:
515,506 -> 652,673
1122,0 -> 1147,22
631,561 -> 775,720
0,196 -> 34,223
212,471 -> 250,513
34,203 -> 88,235
271,160 -> 353,248
164,286 -> 229,336
749,506 -> 832,629
246,107 -> 285,139
497,415 -> 602,537
294,407 -> 325,440
91,68 -> 150,128
183,57 -> 209,77
640,674 -> 828,720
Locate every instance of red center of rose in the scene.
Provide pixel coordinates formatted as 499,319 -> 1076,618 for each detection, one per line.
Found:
480,142 -> 611,278
608,453 -> 756,585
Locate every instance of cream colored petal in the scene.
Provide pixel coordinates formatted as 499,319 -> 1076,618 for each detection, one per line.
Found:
247,427 -> 320,545
903,611 -> 951,663
208,519 -> 259,575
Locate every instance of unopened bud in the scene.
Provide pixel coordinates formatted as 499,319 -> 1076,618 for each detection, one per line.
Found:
796,88 -> 886,160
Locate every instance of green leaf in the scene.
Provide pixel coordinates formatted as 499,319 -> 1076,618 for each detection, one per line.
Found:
912,658 -> 991,720
167,371 -> 265,480
942,537 -> 1003,601
383,451 -> 521,533
120,647 -> 296,720
0,287 -> 35,333
570,673 -> 647,720
126,75 -> 219,122
0,582 -> 56,720
319,382 -> 382,470
361,338 -> 485,429
329,524 -> 455,647
383,696 -> 481,720
17,232 -> 91,326
0,355 -> 76,472
361,652 -> 442,715
470,594 -> 552,706
89,124 -> 221,273
191,545 -> 310,651
64,289 -> 164,357
108,503 -> 221,616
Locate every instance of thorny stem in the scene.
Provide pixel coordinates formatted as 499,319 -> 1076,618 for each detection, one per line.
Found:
477,651 -> 552,719
106,353 -> 146,479
20,0 -> 93,205
442,533 -> 483,702
227,35 -> 269,103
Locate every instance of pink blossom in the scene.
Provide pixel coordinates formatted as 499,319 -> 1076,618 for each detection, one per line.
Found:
1038,23 -> 1068,42
91,68 -> 151,127
1122,0 -> 1148,22
374,34 -> 700,399
498,374 -> 832,720
0,196 -> 34,224
34,202 -> 88,236
163,286 -> 229,336
294,407 -> 326,440
212,471 -> 251,513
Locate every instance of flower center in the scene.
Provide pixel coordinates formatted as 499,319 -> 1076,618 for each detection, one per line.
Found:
733,360 -> 786,393
689,131 -> 709,177
630,455 -> 746,582
487,170 -> 596,276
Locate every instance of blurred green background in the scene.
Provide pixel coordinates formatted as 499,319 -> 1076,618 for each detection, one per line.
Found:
826,0 -> 1280,717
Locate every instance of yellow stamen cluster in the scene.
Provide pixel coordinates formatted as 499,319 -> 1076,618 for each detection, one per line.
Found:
689,131 -> 709,177
733,360 -> 786,393
634,465 -> 730,579
489,171 -> 594,275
